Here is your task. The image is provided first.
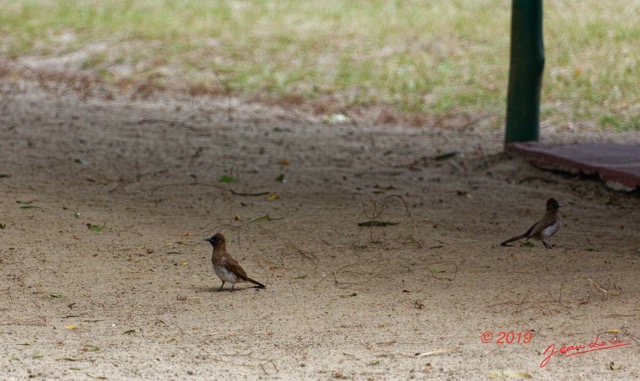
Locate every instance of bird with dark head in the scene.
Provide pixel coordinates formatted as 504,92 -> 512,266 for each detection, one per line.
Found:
205,233 -> 265,291
500,198 -> 562,249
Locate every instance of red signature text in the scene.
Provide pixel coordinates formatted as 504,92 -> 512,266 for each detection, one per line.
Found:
540,335 -> 632,368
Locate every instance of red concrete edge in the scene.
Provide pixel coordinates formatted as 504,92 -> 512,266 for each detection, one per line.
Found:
506,142 -> 640,191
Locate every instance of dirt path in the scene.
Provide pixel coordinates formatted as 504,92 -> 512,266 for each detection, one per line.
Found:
1,81 -> 639,380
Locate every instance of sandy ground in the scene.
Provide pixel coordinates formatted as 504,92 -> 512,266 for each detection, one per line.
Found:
1,77 -> 640,380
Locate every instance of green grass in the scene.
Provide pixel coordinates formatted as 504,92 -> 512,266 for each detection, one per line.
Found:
1,0 -> 639,129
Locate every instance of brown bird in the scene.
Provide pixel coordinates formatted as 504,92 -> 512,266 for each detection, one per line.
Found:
500,198 -> 562,249
205,233 -> 265,291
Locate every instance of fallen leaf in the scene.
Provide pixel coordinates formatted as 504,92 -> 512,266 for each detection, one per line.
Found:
415,348 -> 458,357
86,224 -> 102,232
373,184 -> 398,191
609,362 -> 622,370
324,113 -> 350,124
275,174 -> 286,183
86,373 -> 108,379
251,214 -> 275,223
357,220 -> 399,227
219,175 -> 238,183
180,232 -> 192,237
489,370 -> 532,379
267,193 -> 279,201
230,189 -> 270,196
65,325 -> 77,330
434,152 -> 460,161
20,205 -> 40,209
50,293 -> 65,299
123,329 -> 136,335
234,215 -> 241,221
279,159 -> 290,166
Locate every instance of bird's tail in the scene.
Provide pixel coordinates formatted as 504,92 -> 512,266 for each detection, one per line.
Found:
500,232 -> 528,246
245,277 -> 266,288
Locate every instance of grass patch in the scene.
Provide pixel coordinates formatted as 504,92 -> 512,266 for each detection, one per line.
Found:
1,0 -> 638,129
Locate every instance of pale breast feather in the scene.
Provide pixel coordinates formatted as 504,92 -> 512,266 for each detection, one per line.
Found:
214,264 -> 238,283
542,221 -> 561,239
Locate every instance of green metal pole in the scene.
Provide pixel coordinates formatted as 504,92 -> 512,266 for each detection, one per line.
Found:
504,0 -> 544,144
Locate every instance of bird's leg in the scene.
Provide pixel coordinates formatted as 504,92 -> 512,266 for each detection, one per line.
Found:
218,281 -> 225,291
542,240 -> 552,249
231,283 -> 236,291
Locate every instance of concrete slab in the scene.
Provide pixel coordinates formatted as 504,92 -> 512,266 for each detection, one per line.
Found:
506,142 -> 640,191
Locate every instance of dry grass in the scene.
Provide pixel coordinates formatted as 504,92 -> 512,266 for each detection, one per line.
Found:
1,0 -> 639,130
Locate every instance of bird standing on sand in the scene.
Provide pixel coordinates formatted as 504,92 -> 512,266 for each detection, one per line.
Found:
500,198 -> 562,249
205,233 -> 265,291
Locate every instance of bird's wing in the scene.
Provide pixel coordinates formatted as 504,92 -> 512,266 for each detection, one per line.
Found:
525,218 -> 554,238
522,221 -> 539,238
224,254 -> 264,288
224,256 -> 250,279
